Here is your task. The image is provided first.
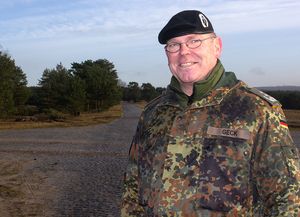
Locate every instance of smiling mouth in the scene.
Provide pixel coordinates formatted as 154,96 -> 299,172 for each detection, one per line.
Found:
179,62 -> 196,68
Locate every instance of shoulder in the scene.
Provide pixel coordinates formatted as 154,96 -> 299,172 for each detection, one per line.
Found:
139,92 -> 169,122
235,82 -> 288,122
226,83 -> 292,138
235,82 -> 281,107
244,86 -> 281,106
143,93 -> 166,112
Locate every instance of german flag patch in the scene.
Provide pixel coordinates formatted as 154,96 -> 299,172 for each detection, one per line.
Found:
280,120 -> 288,129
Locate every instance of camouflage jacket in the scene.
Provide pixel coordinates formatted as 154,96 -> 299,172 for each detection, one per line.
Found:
121,63 -> 300,217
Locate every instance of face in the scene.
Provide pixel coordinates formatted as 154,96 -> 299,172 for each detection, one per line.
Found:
166,33 -> 222,86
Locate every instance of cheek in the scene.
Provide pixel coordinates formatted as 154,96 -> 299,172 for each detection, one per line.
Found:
167,55 -> 176,65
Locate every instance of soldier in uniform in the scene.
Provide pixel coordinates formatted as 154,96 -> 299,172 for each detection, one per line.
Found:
121,10 -> 300,216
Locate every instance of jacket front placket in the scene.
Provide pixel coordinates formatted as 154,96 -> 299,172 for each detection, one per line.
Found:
156,87 -> 232,216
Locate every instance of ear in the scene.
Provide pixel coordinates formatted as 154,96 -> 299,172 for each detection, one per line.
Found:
214,36 -> 222,58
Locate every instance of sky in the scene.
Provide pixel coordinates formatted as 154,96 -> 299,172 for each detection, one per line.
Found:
1,0 -> 300,88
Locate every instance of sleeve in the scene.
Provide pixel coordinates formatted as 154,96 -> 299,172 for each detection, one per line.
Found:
253,106 -> 300,216
121,118 -> 145,217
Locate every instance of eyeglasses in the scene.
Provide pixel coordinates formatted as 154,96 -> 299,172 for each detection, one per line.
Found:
164,35 -> 216,53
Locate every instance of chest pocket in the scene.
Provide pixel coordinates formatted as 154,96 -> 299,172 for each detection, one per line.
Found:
196,137 -> 252,212
203,137 -> 251,160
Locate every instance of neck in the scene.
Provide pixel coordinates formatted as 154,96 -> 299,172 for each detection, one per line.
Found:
179,68 -> 214,96
179,83 -> 194,96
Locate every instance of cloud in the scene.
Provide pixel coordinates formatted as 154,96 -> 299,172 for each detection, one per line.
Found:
1,0 -> 300,43
210,0 -> 300,33
1,2 -> 163,41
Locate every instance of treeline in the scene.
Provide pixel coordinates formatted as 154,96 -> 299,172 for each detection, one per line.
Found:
2,50 -> 299,121
29,60 -> 122,116
0,51 -> 164,120
265,91 -> 300,110
121,82 -> 165,102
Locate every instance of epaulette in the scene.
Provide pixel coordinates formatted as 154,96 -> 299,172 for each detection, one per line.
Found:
246,87 -> 281,107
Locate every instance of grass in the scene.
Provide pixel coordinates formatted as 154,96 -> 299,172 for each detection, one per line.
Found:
0,104 -> 123,130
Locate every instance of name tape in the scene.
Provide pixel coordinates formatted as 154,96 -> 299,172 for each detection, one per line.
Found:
207,126 -> 250,140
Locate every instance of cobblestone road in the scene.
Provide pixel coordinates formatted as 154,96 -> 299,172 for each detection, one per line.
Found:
0,103 -> 299,217
0,102 -> 141,217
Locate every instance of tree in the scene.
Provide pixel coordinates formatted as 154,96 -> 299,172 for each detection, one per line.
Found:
123,82 -> 141,102
70,59 -> 121,111
141,83 -> 159,102
0,51 -> 29,117
38,63 -> 86,114
13,66 -> 30,110
68,76 -> 86,115
26,86 -> 43,113
39,63 -> 70,110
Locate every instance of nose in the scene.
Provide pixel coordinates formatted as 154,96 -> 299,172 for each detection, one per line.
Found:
179,43 -> 190,55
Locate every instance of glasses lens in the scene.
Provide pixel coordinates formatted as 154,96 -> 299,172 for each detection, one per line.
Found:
166,43 -> 180,53
187,39 -> 202,49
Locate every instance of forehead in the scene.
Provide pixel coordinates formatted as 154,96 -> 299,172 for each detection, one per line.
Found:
167,33 -> 210,43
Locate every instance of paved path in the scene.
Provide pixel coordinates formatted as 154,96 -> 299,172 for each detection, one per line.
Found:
0,102 -> 141,217
0,103 -> 299,217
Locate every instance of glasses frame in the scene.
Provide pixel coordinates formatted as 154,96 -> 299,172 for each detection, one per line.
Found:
164,34 -> 216,53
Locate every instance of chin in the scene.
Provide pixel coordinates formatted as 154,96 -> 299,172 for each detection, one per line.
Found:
179,77 -> 198,84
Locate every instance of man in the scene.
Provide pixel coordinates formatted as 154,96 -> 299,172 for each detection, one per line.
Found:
121,10 -> 300,216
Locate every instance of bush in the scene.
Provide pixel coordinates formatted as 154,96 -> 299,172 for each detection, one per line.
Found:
35,109 -> 67,122
16,105 -> 39,116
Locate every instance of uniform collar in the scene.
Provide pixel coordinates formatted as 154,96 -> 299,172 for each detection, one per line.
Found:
159,62 -> 240,109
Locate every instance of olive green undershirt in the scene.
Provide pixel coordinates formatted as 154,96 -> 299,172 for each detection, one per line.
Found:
169,60 -> 224,107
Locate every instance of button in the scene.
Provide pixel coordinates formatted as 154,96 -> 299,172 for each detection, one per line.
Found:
244,151 -> 249,156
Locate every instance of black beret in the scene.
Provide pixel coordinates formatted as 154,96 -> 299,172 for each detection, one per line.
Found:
158,10 -> 214,44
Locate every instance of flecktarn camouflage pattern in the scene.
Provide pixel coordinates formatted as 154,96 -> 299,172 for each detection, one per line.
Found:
121,63 -> 300,217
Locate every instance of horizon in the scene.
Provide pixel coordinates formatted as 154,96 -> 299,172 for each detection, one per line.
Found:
1,0 -> 300,88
